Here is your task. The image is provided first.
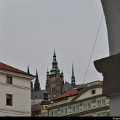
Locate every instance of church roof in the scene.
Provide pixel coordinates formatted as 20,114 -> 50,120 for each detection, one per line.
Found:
53,84 -> 86,101
53,88 -> 78,101
62,81 -> 73,93
49,50 -> 61,75
0,62 -> 34,77
31,90 -> 47,99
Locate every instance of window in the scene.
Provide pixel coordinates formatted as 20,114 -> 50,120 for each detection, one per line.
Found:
88,103 -> 91,110
79,103 -> 83,111
45,106 -> 48,109
83,102 -> 91,110
92,98 -> 96,103
97,100 -> 102,107
102,99 -> 106,106
83,103 -> 87,110
50,111 -> 53,116
6,76 -> 12,84
72,106 -> 76,113
65,108 -> 67,114
54,110 -> 57,116
6,94 -> 13,106
43,112 -> 48,117
91,89 -> 96,94
76,105 -> 79,112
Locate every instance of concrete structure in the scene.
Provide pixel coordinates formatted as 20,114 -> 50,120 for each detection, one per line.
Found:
93,0 -> 120,116
0,62 -> 35,116
101,0 -> 120,55
42,81 -> 110,117
94,53 -> 120,116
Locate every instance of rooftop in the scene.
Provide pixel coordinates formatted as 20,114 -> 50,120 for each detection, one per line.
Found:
53,84 -> 86,101
0,62 -> 34,76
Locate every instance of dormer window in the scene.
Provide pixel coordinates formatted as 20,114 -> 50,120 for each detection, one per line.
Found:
91,89 -> 96,94
6,76 -> 12,84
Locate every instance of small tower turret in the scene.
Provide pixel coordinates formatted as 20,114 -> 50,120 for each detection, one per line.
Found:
71,63 -> 76,87
34,70 -> 41,91
27,65 -> 30,74
31,81 -> 33,92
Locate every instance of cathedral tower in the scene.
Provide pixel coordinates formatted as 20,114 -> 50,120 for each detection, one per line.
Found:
46,50 -> 64,99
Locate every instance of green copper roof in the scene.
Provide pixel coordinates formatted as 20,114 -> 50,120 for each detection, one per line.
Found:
50,50 -> 60,75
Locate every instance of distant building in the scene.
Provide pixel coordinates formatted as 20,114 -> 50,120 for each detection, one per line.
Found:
44,81 -> 110,117
46,50 -> 64,99
0,62 -> 35,116
31,50 -> 84,116
31,70 -> 47,116
31,51 -> 110,117
62,64 -> 77,93
31,102 -> 41,116
62,81 -> 74,93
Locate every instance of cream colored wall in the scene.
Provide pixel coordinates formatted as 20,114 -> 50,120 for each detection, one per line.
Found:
0,72 -> 32,116
41,105 -> 48,114
76,87 -> 102,101
48,96 -> 74,108
0,72 -> 30,88
13,76 -> 30,88
48,96 -> 110,117
48,84 -> 110,117
0,74 -> 6,83
0,110 -> 30,116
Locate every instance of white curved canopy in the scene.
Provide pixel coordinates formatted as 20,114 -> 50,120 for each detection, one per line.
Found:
101,0 -> 120,55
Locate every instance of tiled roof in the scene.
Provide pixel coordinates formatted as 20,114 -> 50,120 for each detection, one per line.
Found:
76,84 -> 87,91
53,89 -> 78,101
53,84 -> 86,101
62,81 -> 73,93
0,62 -> 34,76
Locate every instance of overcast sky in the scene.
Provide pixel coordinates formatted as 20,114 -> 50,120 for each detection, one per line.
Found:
0,0 -> 109,89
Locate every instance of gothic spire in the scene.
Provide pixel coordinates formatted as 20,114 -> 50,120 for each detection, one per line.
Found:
27,65 -> 30,74
46,68 -> 49,75
50,49 -> 60,75
61,68 -> 63,74
53,48 -> 56,58
71,63 -> 76,86
52,49 -> 58,69
31,81 -> 33,92
34,69 -> 41,91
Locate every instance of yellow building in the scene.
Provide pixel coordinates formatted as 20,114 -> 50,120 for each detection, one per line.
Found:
44,81 -> 110,117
